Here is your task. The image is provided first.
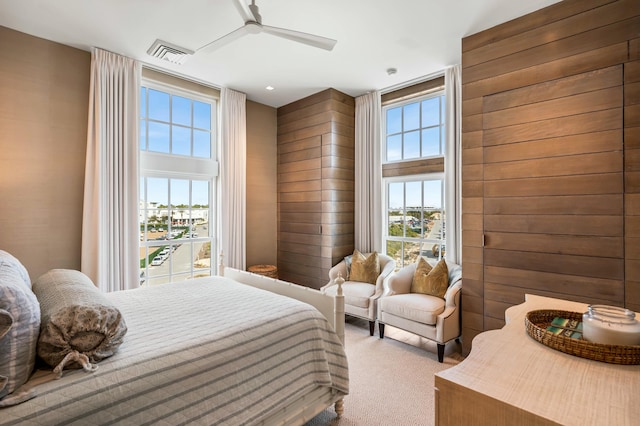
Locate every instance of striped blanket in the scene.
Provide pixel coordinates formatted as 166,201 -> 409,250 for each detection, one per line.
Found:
0,277 -> 349,425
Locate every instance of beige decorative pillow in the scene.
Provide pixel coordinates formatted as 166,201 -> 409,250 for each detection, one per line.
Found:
349,250 -> 380,284
411,258 -> 449,298
32,269 -> 127,374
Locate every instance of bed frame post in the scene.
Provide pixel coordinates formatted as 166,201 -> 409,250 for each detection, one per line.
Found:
333,273 -> 346,418
334,273 -> 345,346
218,251 -> 225,276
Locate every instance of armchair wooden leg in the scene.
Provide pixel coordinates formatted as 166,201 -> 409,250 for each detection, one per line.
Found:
437,343 -> 445,363
379,323 -> 385,338
369,321 -> 375,336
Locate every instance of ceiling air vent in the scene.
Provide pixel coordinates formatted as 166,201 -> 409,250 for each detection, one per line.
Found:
146,39 -> 194,65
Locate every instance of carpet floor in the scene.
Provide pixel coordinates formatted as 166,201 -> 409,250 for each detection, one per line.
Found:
305,317 -> 464,426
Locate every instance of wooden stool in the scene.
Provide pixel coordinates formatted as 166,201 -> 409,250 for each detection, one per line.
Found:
248,264 -> 278,279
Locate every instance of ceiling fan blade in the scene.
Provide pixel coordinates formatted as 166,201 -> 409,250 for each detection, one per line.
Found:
233,0 -> 256,23
197,25 -> 251,53
261,25 -> 337,51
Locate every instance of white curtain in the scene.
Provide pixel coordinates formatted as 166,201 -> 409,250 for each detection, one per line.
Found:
354,91 -> 382,253
219,87 -> 247,270
81,48 -> 141,292
444,65 -> 462,265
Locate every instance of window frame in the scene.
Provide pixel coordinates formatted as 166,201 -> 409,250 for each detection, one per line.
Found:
381,89 -> 447,269
138,78 -> 219,285
383,91 -> 445,164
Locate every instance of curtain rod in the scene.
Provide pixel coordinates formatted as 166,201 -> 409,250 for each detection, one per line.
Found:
381,85 -> 444,106
379,69 -> 446,95
140,61 -> 222,91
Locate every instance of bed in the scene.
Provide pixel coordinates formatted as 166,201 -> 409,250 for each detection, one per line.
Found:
0,257 -> 348,425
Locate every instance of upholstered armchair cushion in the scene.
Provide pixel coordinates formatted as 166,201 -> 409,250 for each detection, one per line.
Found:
342,283 -> 377,309
379,293 -> 445,325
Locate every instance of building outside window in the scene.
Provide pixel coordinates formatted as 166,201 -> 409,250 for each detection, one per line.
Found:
139,80 -> 218,285
383,92 -> 446,268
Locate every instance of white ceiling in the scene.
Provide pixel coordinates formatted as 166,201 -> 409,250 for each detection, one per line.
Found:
0,0 -> 561,108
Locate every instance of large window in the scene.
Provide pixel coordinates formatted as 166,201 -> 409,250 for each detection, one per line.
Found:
383,92 -> 446,268
139,81 -> 218,285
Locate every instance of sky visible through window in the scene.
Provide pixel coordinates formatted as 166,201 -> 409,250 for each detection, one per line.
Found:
388,180 -> 442,211
141,178 -> 209,207
140,86 -> 213,206
386,95 -> 444,162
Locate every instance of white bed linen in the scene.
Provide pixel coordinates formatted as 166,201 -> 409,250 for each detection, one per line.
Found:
0,276 -> 348,425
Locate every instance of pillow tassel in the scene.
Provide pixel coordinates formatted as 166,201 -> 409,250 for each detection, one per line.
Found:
53,351 -> 98,378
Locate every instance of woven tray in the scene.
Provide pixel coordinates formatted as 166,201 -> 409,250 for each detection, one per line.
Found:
525,309 -> 640,365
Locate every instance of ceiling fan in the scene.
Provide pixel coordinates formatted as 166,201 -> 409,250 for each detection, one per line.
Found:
197,0 -> 337,53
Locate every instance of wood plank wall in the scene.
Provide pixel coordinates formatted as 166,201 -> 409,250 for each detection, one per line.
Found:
277,89 -> 355,289
626,38 -> 640,312
461,0 -> 640,354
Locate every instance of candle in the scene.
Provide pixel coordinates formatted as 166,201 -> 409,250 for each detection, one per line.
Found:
582,305 -> 640,346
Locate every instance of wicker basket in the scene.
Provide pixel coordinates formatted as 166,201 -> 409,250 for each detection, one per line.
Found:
525,309 -> 640,365
247,264 -> 278,279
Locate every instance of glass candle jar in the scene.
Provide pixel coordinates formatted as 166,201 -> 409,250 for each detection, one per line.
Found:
582,305 -> 640,346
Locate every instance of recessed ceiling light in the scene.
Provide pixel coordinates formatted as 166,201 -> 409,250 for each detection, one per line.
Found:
266,86 -> 275,91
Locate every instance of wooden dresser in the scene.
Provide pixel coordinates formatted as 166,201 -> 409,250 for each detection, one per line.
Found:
434,295 -> 640,425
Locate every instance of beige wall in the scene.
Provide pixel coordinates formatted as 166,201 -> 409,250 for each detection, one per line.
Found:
0,26 -> 278,279
246,100 -> 278,267
0,26 -> 90,280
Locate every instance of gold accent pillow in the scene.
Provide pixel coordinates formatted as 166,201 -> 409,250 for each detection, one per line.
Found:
349,250 -> 380,284
410,258 -> 449,298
